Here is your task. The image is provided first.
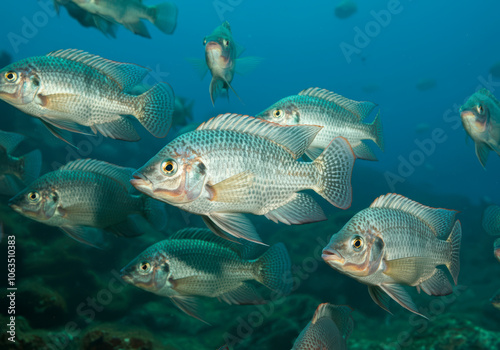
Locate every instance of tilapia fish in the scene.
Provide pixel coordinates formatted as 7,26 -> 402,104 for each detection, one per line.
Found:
0,130 -> 42,196
9,159 -> 166,248
483,205 -> 500,235
120,227 -> 292,321
292,303 -> 353,350
131,113 -> 356,244
0,49 -> 175,143
322,193 -> 461,318
257,88 -> 384,161
460,88 -> 500,167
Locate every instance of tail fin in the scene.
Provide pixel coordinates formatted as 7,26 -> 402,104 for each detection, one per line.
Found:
19,149 -> 42,184
254,243 -> 292,296
369,110 -> 384,152
446,220 -> 461,285
150,2 -> 178,34
135,82 -> 175,138
143,196 -> 167,231
313,137 -> 356,209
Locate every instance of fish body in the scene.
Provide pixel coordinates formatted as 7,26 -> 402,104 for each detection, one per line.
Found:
70,0 -> 178,37
492,289 -> 500,310
460,88 -> 500,167
120,228 -> 292,321
483,205 -> 500,235
0,49 -> 174,143
9,159 -> 166,248
292,303 -> 353,350
0,130 -> 42,196
131,114 -> 356,243
322,193 -> 461,318
257,88 -> 383,160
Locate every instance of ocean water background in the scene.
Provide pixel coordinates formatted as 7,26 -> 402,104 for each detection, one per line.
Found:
1,0 -> 500,349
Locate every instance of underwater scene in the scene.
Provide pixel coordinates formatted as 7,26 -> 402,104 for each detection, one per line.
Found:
1,0 -> 500,349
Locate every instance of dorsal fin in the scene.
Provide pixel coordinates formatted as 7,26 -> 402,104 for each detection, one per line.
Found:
312,303 -> 354,340
197,114 -> 322,159
47,49 -> 150,90
0,130 -> 24,154
298,88 -> 377,120
477,88 -> 500,109
60,159 -> 134,190
370,193 -> 457,238
221,21 -> 231,32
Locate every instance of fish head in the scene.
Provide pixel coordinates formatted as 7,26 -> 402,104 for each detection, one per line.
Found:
8,181 -> 60,221
204,25 -> 235,78
256,99 -> 301,126
120,242 -> 174,296
131,144 -> 207,205
0,62 -> 40,105
460,92 -> 491,140
322,216 -> 385,278
494,238 -> 500,263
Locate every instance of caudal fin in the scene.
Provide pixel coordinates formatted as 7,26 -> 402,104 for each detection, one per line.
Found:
313,137 -> 356,209
446,220 -> 461,285
135,82 -> 175,138
149,2 -> 178,34
254,243 -> 292,296
369,110 -> 384,151
143,196 -> 167,230
19,149 -> 42,184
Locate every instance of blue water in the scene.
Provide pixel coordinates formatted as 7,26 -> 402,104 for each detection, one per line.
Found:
1,0 -> 500,349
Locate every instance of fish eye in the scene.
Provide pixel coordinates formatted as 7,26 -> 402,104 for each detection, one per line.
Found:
273,109 -> 283,118
4,71 -> 17,82
476,104 -> 485,115
203,38 -> 207,46
27,191 -> 40,203
223,39 -> 230,47
140,261 -> 151,272
351,236 -> 364,251
161,159 -> 177,175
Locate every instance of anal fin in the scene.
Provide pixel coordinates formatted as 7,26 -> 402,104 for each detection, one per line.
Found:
60,226 -> 107,248
417,269 -> 453,296
264,193 -> 326,225
218,283 -> 265,305
91,117 -> 140,141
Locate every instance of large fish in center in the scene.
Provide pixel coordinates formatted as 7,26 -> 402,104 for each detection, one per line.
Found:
131,113 -> 356,244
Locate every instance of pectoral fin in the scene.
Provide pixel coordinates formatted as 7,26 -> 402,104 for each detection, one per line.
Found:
208,171 -> 254,203
384,257 -> 435,285
475,141 -> 491,168
38,93 -> 81,114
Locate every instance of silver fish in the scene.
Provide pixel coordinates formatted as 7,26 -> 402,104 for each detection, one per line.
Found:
131,113 -> 356,244
460,88 -> 500,167
69,0 -> 178,37
120,227 -> 292,321
292,303 -> 353,350
0,130 -> 42,196
9,159 -> 166,248
0,49 -> 175,143
322,193 -> 461,318
257,88 -> 384,161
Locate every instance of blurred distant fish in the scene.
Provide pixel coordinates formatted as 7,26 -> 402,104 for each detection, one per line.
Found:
416,78 -> 436,91
334,0 -> 357,19
292,303 -> 353,350
189,21 -> 261,105
172,96 -> 195,128
9,159 -> 166,248
68,0 -> 178,38
0,50 -> 12,68
0,130 -> 42,196
492,289 -> 500,310
54,0 -> 117,38
361,84 -> 379,94
322,194 -> 461,318
490,62 -> 500,79
131,114 -> 355,244
257,88 -> 383,161
460,89 -> 500,167
0,49 -> 175,143
483,205 -> 500,235
494,238 -> 500,263
120,228 -> 292,321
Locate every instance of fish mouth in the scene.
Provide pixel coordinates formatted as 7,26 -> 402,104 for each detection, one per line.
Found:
119,269 -> 133,284
130,172 -> 153,193
8,202 -> 22,213
322,248 -> 345,264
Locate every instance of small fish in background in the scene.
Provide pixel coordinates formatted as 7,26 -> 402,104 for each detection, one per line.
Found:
188,21 -> 262,105
9,159 -> 166,248
416,78 -> 436,92
67,0 -> 178,38
292,303 -> 353,350
120,228 -> 292,321
53,0 -> 117,38
361,83 -> 379,94
131,114 -> 356,244
172,96 -> 195,128
322,193 -> 461,318
492,290 -> 500,310
0,50 -> 12,68
334,0 -> 357,19
0,49 -> 175,144
257,88 -> 383,161
0,130 -> 42,196
460,89 -> 500,167
494,238 -> 500,263
482,205 -> 500,236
